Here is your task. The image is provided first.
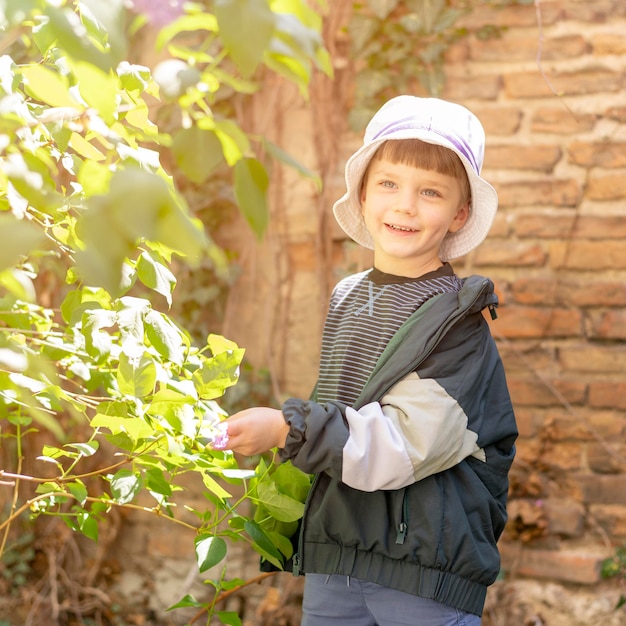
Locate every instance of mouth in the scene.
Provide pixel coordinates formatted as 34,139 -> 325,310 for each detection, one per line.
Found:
386,223 -> 417,233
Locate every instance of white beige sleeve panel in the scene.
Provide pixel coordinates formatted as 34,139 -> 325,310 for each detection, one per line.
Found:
342,373 -> 485,492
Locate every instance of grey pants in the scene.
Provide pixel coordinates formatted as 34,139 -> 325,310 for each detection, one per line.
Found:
301,574 -> 482,626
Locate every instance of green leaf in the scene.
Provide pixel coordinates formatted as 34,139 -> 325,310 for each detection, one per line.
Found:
211,119 -> 251,166
367,0 -> 400,19
244,519 -> 283,567
0,216 -> 46,272
171,127 -> 224,184
144,310 -> 187,366
206,333 -> 240,356
70,60 -> 119,124
263,139 -> 321,190
65,441 -> 99,457
202,473 -> 233,500
67,481 -> 88,505
21,64 -> 81,108
91,411 -> 154,445
271,461 -> 311,502
192,349 -> 244,400
109,468 -> 143,504
145,467 -> 172,498
194,534 -> 227,573
136,252 -> 177,306
78,510 -> 99,541
233,158 -> 269,239
256,480 -> 304,522
117,352 -> 157,398
166,594 -> 203,611
214,0 -> 274,77
156,13 -> 218,50
81,308 -> 115,361
216,612 -> 243,626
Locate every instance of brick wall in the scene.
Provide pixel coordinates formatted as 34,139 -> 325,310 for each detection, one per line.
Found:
209,0 -> 626,620
428,1 -> 626,590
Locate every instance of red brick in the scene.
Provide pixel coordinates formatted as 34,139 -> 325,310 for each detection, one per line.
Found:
592,34 -> 626,55
500,544 -> 603,584
586,171 -> 626,200
531,107 -> 597,134
496,305 -> 582,338
589,504 -> 626,537
542,409 -> 625,441
484,145 -> 561,172
589,382 -> 626,410
564,0 -> 626,21
497,179 -> 581,207
570,216 -> 626,239
559,346 -> 626,373
543,498 -> 585,537
606,106 -> 626,123
473,106 -> 522,136
515,214 -> 626,241
577,474 -> 626,505
516,214 -> 626,240
441,74 -> 500,101
515,213 -> 577,238
550,241 -> 626,270
514,407 -> 541,438
541,441 -> 585,471
568,141 -> 626,168
474,242 -> 547,267
470,34 -> 587,62
508,377 -> 586,407
457,4 -> 539,29
588,310 -> 626,340
504,69 -> 622,99
588,442 -> 626,475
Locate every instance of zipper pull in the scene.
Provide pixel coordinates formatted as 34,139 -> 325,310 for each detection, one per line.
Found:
488,304 -> 498,320
395,522 -> 407,545
292,552 -> 301,576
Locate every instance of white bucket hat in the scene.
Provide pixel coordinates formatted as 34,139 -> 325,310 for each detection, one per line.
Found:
332,95 -> 498,261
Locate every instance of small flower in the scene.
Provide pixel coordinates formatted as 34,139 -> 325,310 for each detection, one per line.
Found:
128,0 -> 185,28
209,422 -> 230,450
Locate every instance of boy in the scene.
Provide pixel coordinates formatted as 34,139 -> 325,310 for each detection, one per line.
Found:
217,95 -> 518,626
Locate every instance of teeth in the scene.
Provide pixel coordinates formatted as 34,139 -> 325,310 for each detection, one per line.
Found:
389,224 -> 414,232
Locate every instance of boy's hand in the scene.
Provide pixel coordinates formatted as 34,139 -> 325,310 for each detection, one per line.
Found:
215,407 -> 289,456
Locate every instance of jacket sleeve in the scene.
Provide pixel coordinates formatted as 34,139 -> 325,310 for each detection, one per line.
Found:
342,373 -> 485,491
280,312 -> 516,492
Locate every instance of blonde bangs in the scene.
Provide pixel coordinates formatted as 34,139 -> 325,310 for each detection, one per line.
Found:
372,139 -> 471,201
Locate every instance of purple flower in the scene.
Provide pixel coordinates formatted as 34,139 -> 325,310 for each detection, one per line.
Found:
210,422 -> 230,450
129,0 -> 185,28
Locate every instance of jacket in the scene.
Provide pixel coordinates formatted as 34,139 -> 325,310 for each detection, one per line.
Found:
279,275 -> 518,616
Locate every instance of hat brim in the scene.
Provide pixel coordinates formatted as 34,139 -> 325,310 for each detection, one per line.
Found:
332,131 -> 498,261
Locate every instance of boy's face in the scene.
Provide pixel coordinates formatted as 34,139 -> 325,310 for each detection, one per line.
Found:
360,156 -> 470,277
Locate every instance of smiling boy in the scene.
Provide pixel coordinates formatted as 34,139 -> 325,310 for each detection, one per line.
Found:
217,96 -> 518,626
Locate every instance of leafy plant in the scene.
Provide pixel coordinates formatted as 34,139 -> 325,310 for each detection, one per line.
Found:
348,0 -> 533,130
601,543 -> 626,610
0,0 -> 328,622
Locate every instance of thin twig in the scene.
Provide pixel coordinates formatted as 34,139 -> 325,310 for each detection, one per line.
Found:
188,571 -> 278,624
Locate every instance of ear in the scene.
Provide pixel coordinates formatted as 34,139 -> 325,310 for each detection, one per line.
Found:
448,201 -> 470,233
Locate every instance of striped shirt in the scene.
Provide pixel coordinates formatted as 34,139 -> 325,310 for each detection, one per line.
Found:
316,264 -> 463,406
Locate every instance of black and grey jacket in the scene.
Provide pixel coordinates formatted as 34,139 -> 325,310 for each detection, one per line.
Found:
279,274 -> 518,616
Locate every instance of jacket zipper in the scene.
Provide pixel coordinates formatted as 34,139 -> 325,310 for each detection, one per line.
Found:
395,490 -> 409,544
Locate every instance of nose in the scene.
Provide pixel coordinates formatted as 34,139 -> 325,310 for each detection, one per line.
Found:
393,189 -> 418,215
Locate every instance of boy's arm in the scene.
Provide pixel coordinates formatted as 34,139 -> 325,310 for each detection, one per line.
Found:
281,318 -> 516,492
